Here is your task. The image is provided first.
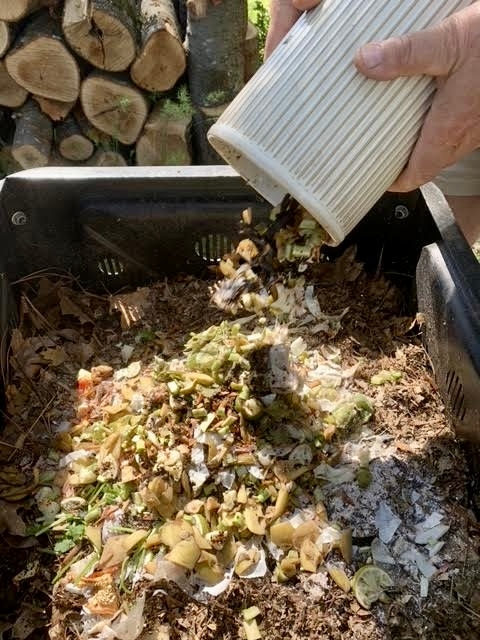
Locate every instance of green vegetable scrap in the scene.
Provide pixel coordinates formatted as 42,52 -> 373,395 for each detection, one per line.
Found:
370,370 -> 403,386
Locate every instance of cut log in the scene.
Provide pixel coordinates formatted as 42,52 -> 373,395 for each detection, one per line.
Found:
245,21 -> 259,82
63,0 -> 137,72
0,0 -> 44,22
130,0 -> 186,93
72,104 -> 114,148
135,90 -> 192,165
87,149 -> 127,166
186,0 -> 247,108
33,96 -> 76,121
0,21 -> 15,57
56,115 -> 94,161
192,103 -> 228,165
80,72 -> 149,145
0,61 -> 28,108
12,99 -> 52,169
5,11 -> 80,102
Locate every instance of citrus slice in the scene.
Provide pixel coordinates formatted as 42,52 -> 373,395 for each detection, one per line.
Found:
351,565 -> 393,609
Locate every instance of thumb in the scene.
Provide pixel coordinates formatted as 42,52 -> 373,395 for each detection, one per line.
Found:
354,19 -> 458,80
293,0 -> 321,9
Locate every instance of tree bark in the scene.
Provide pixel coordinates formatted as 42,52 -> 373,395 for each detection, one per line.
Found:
56,115 -> 95,161
192,103 -> 227,165
0,61 -> 28,108
12,99 -> 52,169
0,21 -> 15,57
33,96 -> 76,121
87,149 -> 127,166
5,11 -> 80,102
185,0 -> 247,108
80,72 -> 149,145
130,0 -> 186,93
172,0 -> 187,41
0,0 -> 44,22
244,21 -> 259,82
135,95 -> 192,165
63,0 -> 138,72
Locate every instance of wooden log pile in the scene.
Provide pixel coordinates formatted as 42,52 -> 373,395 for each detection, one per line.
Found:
0,0 -> 259,172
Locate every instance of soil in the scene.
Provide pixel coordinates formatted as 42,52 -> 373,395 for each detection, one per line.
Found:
1,242 -> 480,640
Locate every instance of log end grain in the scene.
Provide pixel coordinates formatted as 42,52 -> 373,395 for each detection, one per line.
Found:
63,7 -> 137,72
81,74 -> 149,145
131,27 -> 186,93
6,36 -> 80,102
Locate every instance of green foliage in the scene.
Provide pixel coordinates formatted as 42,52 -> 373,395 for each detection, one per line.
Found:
158,86 -> 194,120
248,0 -> 270,58
203,90 -> 229,108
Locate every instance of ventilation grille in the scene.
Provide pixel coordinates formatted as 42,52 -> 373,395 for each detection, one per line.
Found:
446,369 -> 467,422
98,256 -> 125,277
195,234 -> 234,263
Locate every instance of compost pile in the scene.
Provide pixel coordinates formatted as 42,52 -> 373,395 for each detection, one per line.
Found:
1,205 -> 480,640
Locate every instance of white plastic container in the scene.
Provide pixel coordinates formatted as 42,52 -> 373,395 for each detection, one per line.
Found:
208,0 -> 470,245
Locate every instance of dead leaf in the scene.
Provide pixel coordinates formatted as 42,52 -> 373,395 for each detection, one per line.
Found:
42,347 -> 67,367
110,288 -> 151,330
59,289 -> 93,324
11,606 -> 46,640
0,500 -> 26,536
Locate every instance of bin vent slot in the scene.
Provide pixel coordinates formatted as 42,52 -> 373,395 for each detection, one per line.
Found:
98,256 -> 125,277
446,369 -> 466,421
195,234 -> 233,263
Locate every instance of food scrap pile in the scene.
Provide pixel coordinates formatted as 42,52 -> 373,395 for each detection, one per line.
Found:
1,202 -> 480,640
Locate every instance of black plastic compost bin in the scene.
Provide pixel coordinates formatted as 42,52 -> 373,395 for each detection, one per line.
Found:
0,167 -> 478,441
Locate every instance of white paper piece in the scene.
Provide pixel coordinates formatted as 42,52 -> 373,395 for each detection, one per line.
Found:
121,344 -> 135,364
420,512 -> 444,530
109,593 -> 146,640
371,538 -> 396,565
313,462 -> 356,485
201,566 -> 234,597
217,469 -> 236,489
188,444 -> 210,491
420,576 -> 429,598
375,502 -> 401,544
234,543 -> 268,579
415,523 -> 450,546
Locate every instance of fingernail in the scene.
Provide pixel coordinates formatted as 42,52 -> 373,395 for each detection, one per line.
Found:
358,43 -> 384,69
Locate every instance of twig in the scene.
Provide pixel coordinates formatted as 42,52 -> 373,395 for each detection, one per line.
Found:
7,395 -> 55,462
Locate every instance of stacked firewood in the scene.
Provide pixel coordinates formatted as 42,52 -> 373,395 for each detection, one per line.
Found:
0,0 -> 259,172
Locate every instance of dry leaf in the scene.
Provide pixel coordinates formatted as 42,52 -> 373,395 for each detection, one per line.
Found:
0,500 -> 27,537
59,290 -> 92,324
42,347 -> 67,367
110,288 -> 151,330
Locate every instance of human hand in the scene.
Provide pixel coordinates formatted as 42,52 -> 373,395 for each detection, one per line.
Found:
264,0 -> 321,59
354,3 -> 480,193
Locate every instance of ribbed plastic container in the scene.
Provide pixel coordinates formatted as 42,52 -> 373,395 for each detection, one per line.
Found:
208,0 -> 470,245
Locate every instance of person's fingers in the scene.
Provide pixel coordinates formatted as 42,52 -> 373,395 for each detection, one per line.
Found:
264,5 -> 300,59
390,73 -> 480,192
353,21 -> 458,81
292,0 -> 321,9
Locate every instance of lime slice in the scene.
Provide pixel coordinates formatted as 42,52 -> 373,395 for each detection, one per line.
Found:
351,565 -> 393,609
